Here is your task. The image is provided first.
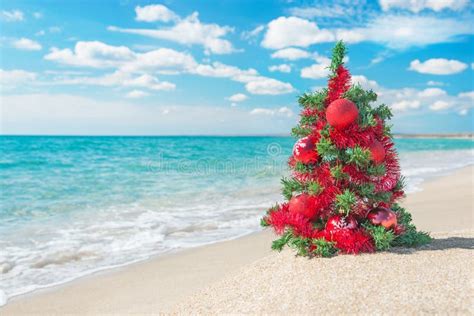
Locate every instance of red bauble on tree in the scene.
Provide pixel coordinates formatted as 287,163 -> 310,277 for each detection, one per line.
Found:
293,136 -> 318,164
288,193 -> 318,219
368,140 -> 386,164
325,215 -> 358,232
367,207 -> 397,229
325,98 -> 359,130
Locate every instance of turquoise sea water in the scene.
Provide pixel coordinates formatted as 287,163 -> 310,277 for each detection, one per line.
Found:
0,136 -> 473,303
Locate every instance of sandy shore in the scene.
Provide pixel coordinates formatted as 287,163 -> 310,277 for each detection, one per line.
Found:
2,166 -> 473,315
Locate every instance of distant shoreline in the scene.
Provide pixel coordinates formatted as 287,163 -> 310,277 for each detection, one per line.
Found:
1,133 -> 473,138
393,133 -> 473,139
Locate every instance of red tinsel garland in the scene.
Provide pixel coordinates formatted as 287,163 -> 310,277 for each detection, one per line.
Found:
326,65 -> 351,105
327,229 -> 375,254
267,203 -> 315,238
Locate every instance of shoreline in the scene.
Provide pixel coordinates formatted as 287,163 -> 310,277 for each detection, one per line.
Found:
1,134 -> 473,138
2,165 -> 473,314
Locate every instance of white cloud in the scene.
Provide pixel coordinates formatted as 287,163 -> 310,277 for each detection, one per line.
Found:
33,12 -> 43,19
351,75 -> 379,90
357,15 -> 473,50
391,100 -> 421,111
126,90 -> 150,98
250,108 -> 274,116
241,25 -> 265,41
109,12 -> 236,55
334,29 -> 366,43
352,75 -> 472,115
227,93 -> 247,102
429,100 -> 452,111
261,16 -> 334,49
1,94 -> 296,135
245,78 -> 295,95
289,5 -> 351,18
418,88 -> 447,98
53,71 -> 176,91
300,55 -> 331,79
12,38 -> 42,51
0,69 -> 37,86
45,42 -> 294,95
261,15 -> 473,50
269,64 -> 291,73
49,26 -> 62,33
192,62 -> 259,83
135,4 -> 178,22
0,10 -> 24,22
409,58 -> 468,75
190,62 -> 295,95
271,48 -> 311,60
379,0 -> 469,13
458,109 -> 469,116
278,106 -> 294,117
427,80 -> 444,86
458,91 -> 474,99
121,48 -> 197,74
250,106 -> 294,118
44,41 -> 135,68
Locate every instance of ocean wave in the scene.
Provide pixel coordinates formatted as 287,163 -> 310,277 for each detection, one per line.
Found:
0,144 -> 472,306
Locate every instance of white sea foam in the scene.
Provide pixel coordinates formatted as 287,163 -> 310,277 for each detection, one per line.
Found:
399,149 -> 474,192
0,149 -> 472,306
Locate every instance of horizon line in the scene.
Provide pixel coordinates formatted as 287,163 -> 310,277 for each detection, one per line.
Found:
0,133 -> 473,138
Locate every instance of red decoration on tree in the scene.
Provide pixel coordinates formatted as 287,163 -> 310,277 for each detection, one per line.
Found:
293,136 -> 318,164
327,65 -> 351,104
288,193 -> 318,219
327,229 -> 375,254
325,215 -> 358,232
367,207 -> 398,229
368,140 -> 386,164
267,203 -> 314,238
325,99 -> 359,130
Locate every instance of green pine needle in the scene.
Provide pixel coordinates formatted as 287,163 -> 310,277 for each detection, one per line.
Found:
364,223 -> 395,251
291,125 -> 312,138
335,189 -> 356,214
271,230 -> 293,251
393,229 -> 432,247
317,137 -> 339,162
330,165 -> 348,180
367,163 -> 386,176
312,238 -> 338,257
346,146 -> 371,167
307,181 -> 323,195
329,40 -> 346,73
281,177 -> 305,200
298,90 -> 328,110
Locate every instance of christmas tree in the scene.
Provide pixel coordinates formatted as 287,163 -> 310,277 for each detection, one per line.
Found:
261,41 -> 431,257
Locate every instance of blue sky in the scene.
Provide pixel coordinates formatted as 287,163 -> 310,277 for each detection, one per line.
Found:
1,0 -> 473,135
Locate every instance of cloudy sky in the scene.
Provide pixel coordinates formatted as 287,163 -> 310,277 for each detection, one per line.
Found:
1,0 -> 473,135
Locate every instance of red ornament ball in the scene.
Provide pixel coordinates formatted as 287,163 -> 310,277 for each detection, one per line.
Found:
325,215 -> 358,232
293,136 -> 318,164
325,98 -> 359,130
289,193 -> 318,219
367,207 -> 397,229
368,140 -> 386,164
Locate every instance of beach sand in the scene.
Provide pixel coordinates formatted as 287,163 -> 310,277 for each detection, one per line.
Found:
2,166 -> 473,315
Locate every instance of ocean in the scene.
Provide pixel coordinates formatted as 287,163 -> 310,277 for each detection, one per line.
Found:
1,136 -> 473,304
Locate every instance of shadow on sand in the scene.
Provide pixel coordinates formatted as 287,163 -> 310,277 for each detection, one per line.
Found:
390,237 -> 474,255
